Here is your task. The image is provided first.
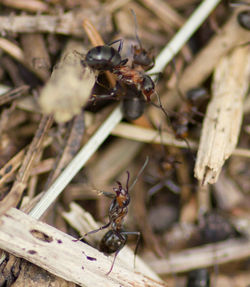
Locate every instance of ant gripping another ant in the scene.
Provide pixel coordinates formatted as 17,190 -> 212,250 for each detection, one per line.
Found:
76,158 -> 148,275
85,36 -> 155,102
84,11 -> 166,120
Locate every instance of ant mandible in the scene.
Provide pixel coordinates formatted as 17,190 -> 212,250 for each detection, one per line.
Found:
77,158 -> 148,275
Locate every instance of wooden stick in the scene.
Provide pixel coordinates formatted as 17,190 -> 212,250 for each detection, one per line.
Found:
194,45 -> 250,185
146,238 -> 250,275
0,207 -> 166,287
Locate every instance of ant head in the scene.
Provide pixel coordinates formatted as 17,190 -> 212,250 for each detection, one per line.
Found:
113,179 -> 130,207
132,45 -> 155,70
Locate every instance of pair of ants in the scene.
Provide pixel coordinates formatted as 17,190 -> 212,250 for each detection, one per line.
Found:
84,23 -> 208,146
75,158 -> 148,275
84,27 -> 156,121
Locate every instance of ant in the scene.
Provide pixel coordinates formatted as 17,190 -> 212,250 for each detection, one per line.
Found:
77,158 -> 148,275
85,38 -> 155,102
170,87 -> 208,142
85,11 -> 161,121
146,153 -> 181,198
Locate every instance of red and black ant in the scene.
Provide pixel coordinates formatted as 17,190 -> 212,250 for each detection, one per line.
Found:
77,158 -> 148,275
84,11 -> 166,121
85,36 -> 155,103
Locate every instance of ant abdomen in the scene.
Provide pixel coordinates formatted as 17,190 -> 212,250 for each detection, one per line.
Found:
100,230 -> 127,254
85,45 -> 122,71
132,46 -> 154,70
122,96 -> 145,120
122,86 -> 145,120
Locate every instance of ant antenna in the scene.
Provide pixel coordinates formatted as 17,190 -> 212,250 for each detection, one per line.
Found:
130,9 -> 143,49
151,90 -> 172,126
129,156 -> 149,191
126,171 -> 130,191
170,58 -> 186,101
182,137 -> 196,161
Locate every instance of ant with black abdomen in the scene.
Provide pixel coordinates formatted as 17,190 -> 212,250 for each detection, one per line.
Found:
75,158 -> 148,275
84,11 -> 168,121
85,34 -> 155,103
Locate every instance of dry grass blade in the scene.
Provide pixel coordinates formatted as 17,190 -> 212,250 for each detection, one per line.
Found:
146,237 -> 250,275
177,9 -> 250,93
141,0 -> 185,28
20,34 -> 51,81
195,46 -> 250,185
0,149 -> 26,189
45,112 -> 85,188
112,122 -> 197,148
112,122 -> 250,157
0,85 -> 29,106
148,0 -> 222,76
0,0 -> 49,12
0,11 -> 112,37
0,115 -> 53,216
0,38 -> 25,63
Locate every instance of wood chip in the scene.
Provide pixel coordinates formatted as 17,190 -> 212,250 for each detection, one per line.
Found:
194,45 -> 250,185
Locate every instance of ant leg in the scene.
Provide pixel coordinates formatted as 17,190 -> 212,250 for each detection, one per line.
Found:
106,232 -> 127,275
74,222 -> 111,242
147,182 -> 165,199
121,231 -> 141,269
151,91 -> 171,124
191,110 -> 205,118
129,156 -> 149,191
182,137 -> 196,161
101,191 -> 116,199
84,222 -> 111,237
126,171 -> 130,191
108,39 -> 124,53
106,249 -> 120,275
120,58 -> 128,65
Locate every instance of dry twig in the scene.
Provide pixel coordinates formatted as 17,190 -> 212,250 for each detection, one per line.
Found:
195,46 -> 250,185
